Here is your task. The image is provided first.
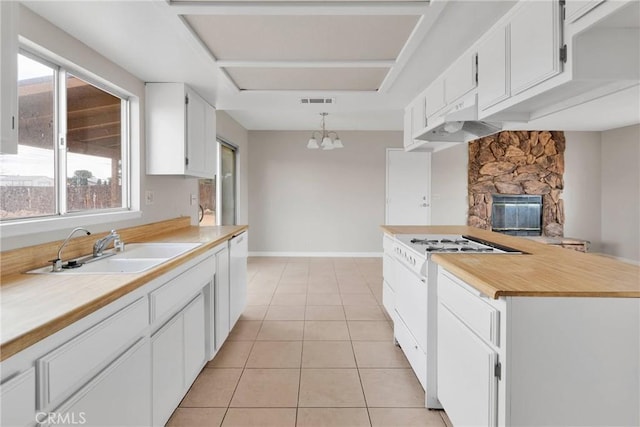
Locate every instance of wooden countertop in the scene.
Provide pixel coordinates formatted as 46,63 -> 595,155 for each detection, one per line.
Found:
381,225 -> 640,299
0,222 -> 247,361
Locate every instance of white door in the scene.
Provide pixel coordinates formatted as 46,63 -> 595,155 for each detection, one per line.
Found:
386,149 -> 431,224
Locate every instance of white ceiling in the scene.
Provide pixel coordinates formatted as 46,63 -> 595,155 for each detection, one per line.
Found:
21,0 -> 516,131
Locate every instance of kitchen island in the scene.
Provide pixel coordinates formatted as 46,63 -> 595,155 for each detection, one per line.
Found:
382,225 -> 639,298
382,225 -> 639,427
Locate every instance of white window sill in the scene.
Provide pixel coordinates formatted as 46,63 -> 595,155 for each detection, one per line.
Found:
0,210 -> 142,238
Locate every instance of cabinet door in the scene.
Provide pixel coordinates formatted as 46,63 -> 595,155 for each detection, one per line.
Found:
229,233 -> 248,328
410,96 -> 426,137
438,303 -> 498,427
0,0 -> 18,154
215,246 -> 230,351
183,293 -> 206,386
403,107 -> 413,148
204,102 -> 217,177
152,315 -> 184,427
510,0 -> 562,96
50,339 -> 151,427
145,83 -> 187,175
1,368 -> 36,427
478,25 -> 510,111
185,88 -> 208,177
445,52 -> 477,105
424,77 -> 445,118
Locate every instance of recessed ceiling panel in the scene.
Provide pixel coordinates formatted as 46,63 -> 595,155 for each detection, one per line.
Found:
184,15 -> 420,61
225,67 -> 389,91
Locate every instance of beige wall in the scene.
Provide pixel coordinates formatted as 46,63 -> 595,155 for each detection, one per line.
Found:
248,130 -> 402,254
217,111 -> 249,225
600,124 -> 640,261
431,144 -> 468,225
564,131 -> 602,252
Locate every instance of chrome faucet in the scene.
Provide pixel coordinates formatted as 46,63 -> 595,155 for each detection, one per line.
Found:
93,229 -> 124,257
52,227 -> 91,272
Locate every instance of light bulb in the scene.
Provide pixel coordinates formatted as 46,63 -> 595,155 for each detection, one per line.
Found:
307,137 -> 319,149
321,136 -> 333,150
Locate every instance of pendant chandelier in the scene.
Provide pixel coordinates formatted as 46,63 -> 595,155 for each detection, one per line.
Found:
307,113 -> 343,150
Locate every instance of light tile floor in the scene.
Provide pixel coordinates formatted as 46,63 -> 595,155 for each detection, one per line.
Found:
167,257 -> 451,427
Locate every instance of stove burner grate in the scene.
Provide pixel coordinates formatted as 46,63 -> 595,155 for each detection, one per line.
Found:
411,238 -> 440,244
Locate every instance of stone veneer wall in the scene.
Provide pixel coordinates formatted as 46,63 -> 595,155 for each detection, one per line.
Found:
468,130 -> 565,237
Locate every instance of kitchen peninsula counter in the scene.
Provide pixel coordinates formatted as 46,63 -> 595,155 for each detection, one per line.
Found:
0,219 -> 247,361
381,225 -> 640,299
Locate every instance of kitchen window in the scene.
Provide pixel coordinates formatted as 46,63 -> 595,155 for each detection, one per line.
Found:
0,50 -> 134,232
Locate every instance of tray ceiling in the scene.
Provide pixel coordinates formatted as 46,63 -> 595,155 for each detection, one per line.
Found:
21,0 -> 517,130
185,14 -> 419,92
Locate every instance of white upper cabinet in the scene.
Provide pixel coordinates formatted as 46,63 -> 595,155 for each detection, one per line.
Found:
444,52 -> 478,105
0,0 -> 18,154
403,94 -> 427,149
146,83 -> 216,179
509,0 -> 563,96
424,76 -> 446,119
477,0 -> 563,115
478,25 -> 510,111
403,107 -> 413,149
411,96 -> 426,137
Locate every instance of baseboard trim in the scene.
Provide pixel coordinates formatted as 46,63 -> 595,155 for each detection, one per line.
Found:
249,251 -> 383,258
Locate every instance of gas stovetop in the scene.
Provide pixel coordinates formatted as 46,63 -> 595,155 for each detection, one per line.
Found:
396,234 -> 521,256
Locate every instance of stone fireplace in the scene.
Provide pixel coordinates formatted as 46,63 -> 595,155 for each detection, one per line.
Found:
468,130 -> 565,237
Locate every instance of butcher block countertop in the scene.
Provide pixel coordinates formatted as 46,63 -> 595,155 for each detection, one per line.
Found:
381,225 -> 640,299
0,219 -> 247,362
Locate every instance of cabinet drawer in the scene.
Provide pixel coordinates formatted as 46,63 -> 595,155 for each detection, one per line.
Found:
49,338 -> 151,427
394,314 -> 426,390
1,368 -> 36,427
38,298 -> 148,409
150,255 -> 214,323
438,271 -> 499,346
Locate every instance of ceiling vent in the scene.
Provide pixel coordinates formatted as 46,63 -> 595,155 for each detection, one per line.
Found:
300,97 -> 335,105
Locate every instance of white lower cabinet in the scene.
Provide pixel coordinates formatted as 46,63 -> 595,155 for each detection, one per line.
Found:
49,339 -> 151,427
438,303 -> 498,427
183,293 -> 206,386
437,267 -> 640,427
0,243 -> 247,427
152,293 -> 206,427
151,314 -> 184,427
0,368 -> 36,427
38,298 -> 148,410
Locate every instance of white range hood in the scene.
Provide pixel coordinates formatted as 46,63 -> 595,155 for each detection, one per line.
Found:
409,93 -> 502,151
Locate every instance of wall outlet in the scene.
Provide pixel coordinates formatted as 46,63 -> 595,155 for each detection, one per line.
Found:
190,194 -> 197,206
145,190 -> 154,205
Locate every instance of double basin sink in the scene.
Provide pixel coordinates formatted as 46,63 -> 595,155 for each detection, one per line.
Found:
28,243 -> 201,274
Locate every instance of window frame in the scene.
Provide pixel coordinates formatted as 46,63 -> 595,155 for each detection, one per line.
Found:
0,46 -> 140,237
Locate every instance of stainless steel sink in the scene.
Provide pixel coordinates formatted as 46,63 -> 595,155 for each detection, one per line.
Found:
27,242 -> 201,274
